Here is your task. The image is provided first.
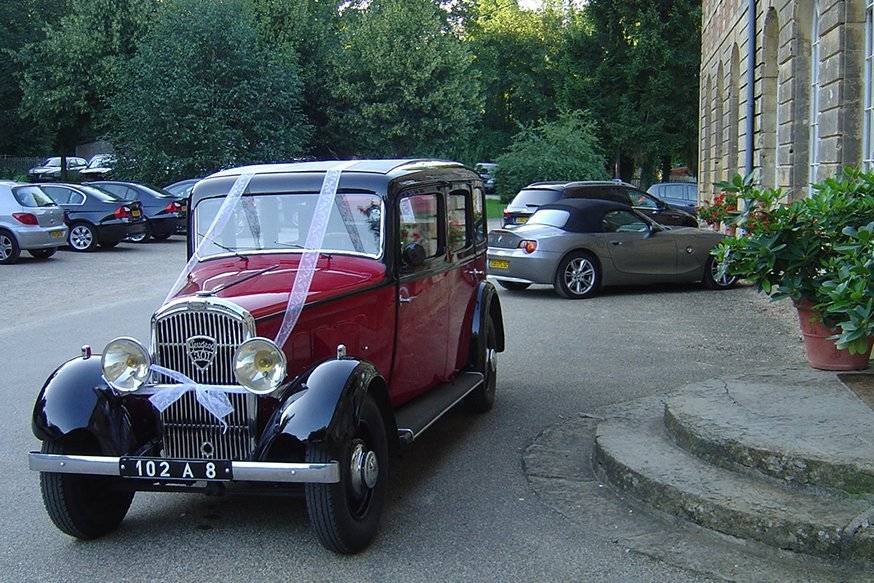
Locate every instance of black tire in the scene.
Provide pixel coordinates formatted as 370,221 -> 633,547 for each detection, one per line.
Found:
703,256 -> 738,290
29,248 -> 57,259
151,232 -> 172,241
466,318 -> 497,413
0,230 -> 20,264
554,250 -> 601,299
305,395 -> 388,554
99,241 -> 120,249
68,222 -> 98,252
39,440 -> 134,539
497,280 -> 531,292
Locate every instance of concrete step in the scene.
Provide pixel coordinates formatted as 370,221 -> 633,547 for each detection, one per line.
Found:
594,412 -> 874,563
664,371 -> 874,494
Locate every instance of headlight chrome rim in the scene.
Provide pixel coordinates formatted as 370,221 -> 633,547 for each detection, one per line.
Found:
233,337 -> 287,395
101,336 -> 151,392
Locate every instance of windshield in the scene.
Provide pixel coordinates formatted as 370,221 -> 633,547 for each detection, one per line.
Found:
528,209 -> 569,228
194,192 -> 384,259
78,185 -> 122,202
87,156 -> 113,168
13,186 -> 57,208
41,157 -> 61,167
508,189 -> 562,210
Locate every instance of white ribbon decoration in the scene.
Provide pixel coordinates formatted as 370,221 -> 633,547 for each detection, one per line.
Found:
150,162 -> 356,426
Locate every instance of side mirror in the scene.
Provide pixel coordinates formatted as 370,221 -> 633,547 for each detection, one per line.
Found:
402,241 -> 427,267
644,224 -> 658,238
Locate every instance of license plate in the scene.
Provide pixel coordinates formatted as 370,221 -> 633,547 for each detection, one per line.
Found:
516,217 -> 528,224
119,457 -> 232,481
489,259 -> 510,270
50,230 -> 63,239
131,209 -> 141,217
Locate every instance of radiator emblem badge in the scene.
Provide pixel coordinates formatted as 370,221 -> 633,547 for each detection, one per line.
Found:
186,335 -> 218,371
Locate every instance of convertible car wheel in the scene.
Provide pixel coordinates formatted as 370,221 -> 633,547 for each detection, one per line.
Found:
466,317 -> 497,412
497,280 -> 531,292
704,256 -> 738,290
305,394 -> 388,554
554,251 -> 601,299
39,439 -> 134,539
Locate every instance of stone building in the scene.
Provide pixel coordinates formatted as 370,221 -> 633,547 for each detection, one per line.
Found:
699,0 -> 874,201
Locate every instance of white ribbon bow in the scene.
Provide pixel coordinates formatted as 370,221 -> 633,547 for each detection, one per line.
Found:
148,365 -> 235,431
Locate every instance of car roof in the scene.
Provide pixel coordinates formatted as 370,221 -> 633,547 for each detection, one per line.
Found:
537,198 -> 638,233
524,180 -> 634,191
208,159 -> 466,179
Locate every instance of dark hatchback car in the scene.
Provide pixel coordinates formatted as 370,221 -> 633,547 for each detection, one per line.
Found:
41,184 -> 146,251
503,181 -> 698,228
90,181 -> 187,241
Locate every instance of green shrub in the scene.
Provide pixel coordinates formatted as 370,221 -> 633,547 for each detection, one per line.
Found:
494,111 -> 608,203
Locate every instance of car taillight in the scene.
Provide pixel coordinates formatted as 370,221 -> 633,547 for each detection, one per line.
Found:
114,206 -> 131,219
164,201 -> 181,213
12,212 -> 38,225
519,240 -> 538,253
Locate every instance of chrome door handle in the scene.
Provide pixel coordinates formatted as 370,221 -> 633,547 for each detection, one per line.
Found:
399,295 -> 416,304
468,268 -> 484,277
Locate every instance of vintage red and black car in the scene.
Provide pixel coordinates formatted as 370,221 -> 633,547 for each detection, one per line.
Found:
29,159 -> 505,553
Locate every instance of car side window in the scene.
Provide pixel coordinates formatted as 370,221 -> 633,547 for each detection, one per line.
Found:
603,210 -> 650,233
399,193 -> 442,263
98,184 -> 126,199
68,191 -> 85,204
686,184 -> 698,202
627,189 -> 659,210
42,186 -> 71,204
472,187 -> 485,244
448,191 -> 469,252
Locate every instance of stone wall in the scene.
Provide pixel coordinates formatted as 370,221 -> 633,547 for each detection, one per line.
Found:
699,0 -> 869,201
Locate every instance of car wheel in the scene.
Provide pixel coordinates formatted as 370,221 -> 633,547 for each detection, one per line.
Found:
466,317 -> 497,413
29,248 -> 57,259
0,230 -> 21,264
151,232 -> 172,241
497,280 -> 531,292
68,222 -> 98,252
704,255 -> 738,290
39,439 -> 134,539
128,222 -> 151,243
99,241 -> 120,249
554,251 -> 601,299
305,394 -> 388,554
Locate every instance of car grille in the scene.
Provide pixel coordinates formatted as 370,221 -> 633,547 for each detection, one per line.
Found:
152,304 -> 256,460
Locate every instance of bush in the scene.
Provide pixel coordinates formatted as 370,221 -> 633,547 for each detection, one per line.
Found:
107,0 -> 311,185
494,111 -> 608,202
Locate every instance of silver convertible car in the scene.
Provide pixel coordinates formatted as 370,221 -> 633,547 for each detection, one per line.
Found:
487,199 -> 736,299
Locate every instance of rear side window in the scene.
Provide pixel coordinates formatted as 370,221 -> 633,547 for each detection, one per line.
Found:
400,193 -> 441,260
99,184 -> 134,200
472,187 -> 486,244
569,186 -> 627,205
447,191 -> 469,252
686,184 -> 698,202
529,209 -> 569,228
627,189 -> 659,209
508,189 -> 561,210
13,186 -> 56,208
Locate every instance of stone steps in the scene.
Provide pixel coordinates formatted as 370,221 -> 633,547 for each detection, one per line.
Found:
594,412 -> 874,562
663,374 -> 874,495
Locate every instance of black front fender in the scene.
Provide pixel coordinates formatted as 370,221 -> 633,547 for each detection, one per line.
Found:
255,358 -> 387,460
469,280 -> 506,368
31,356 -> 152,455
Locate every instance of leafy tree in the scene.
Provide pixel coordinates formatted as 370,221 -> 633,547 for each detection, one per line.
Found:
324,0 -> 482,159
16,0 -> 156,151
494,110 -> 608,201
107,0 -> 311,185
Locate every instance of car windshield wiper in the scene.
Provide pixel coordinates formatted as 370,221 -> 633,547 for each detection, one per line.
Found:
272,241 -> 333,258
196,234 -> 248,261
207,264 -> 281,295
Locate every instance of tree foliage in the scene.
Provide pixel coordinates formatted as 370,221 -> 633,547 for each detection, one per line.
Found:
495,111 -> 608,201
324,0 -> 482,159
107,0 -> 310,184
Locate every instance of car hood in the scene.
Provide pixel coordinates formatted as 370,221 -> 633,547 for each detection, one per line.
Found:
29,167 -> 59,173
172,254 -> 387,320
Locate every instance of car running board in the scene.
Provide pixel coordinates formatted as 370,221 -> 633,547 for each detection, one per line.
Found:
395,371 -> 485,446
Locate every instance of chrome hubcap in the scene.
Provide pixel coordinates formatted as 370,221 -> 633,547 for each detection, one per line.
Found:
564,258 -> 595,295
712,260 -> 736,287
70,226 -> 93,249
0,235 -> 11,259
350,442 -> 378,496
487,347 -> 497,375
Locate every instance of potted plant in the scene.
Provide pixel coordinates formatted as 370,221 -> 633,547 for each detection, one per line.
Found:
713,168 -> 874,370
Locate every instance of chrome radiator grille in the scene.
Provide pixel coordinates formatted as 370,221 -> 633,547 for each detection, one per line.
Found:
152,302 -> 256,460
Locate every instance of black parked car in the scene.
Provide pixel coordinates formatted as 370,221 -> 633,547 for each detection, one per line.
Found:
163,178 -> 200,198
89,181 -> 187,242
28,157 -> 87,183
41,184 -> 146,251
502,180 -> 699,228
78,154 -> 116,181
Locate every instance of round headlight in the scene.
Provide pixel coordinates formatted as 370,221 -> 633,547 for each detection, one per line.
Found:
233,338 -> 287,395
101,337 -> 151,392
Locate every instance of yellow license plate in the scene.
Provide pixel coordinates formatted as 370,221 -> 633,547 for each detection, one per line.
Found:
50,230 -> 63,239
131,210 -> 141,217
489,259 -> 510,270
516,217 -> 528,224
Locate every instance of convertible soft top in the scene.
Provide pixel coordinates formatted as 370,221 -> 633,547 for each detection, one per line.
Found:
537,198 -> 639,233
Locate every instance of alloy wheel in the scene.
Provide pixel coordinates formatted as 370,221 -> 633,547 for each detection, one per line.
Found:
70,225 -> 94,250
564,257 -> 596,296
711,259 -> 737,287
0,234 -> 11,260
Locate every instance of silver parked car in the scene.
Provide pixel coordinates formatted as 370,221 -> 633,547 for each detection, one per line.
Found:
487,199 -> 735,299
0,182 -> 68,264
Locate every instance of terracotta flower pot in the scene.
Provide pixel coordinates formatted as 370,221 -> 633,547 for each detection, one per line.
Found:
795,300 -> 873,371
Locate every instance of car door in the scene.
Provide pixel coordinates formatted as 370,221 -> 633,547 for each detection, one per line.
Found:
601,209 -> 677,280
390,189 -> 451,405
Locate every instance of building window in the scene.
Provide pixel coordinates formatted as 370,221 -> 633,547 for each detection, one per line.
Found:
809,2 -> 821,190
864,0 -> 874,169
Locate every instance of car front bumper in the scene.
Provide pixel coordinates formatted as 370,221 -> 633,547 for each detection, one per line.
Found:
487,247 -> 561,285
16,226 -> 68,250
29,452 -> 340,484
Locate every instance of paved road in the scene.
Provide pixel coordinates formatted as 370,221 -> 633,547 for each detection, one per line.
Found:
0,240 -> 804,582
